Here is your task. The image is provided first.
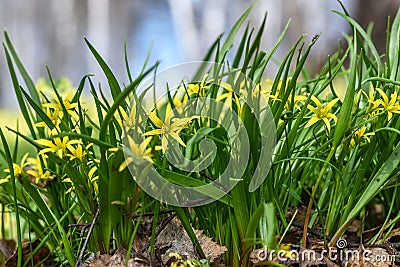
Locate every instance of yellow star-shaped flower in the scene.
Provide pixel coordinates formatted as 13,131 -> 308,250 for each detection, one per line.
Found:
144,111 -> 195,153
305,96 -> 339,132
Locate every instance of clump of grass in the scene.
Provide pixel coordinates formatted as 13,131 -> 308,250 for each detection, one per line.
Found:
0,3 -> 400,266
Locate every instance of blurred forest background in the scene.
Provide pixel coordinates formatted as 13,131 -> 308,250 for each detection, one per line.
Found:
0,0 -> 399,108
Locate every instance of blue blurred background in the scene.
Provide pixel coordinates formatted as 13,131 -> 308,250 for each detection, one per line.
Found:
0,0 -> 398,109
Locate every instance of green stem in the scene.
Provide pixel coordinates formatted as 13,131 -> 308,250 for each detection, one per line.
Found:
302,147 -> 335,246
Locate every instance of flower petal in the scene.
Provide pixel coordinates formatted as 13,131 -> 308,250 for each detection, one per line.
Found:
376,88 -> 389,105
322,117 -> 331,132
326,98 -> 340,110
311,96 -> 322,109
304,116 -> 320,128
144,129 -> 163,136
169,131 -> 186,147
148,112 -> 164,128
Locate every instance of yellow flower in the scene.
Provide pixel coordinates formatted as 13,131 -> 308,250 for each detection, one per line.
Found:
144,110 -> 195,153
217,73 -> 263,112
168,253 -> 183,261
42,88 -> 79,120
63,165 -> 98,194
216,81 -> 242,111
36,78 -> 73,96
37,137 -> 81,158
185,73 -> 211,97
67,143 -> 90,161
251,87 -> 279,102
362,86 -> 381,116
88,166 -> 99,192
26,155 -> 52,184
119,136 -> 153,171
35,108 -> 61,135
305,96 -> 339,132
168,253 -> 205,267
166,97 -> 187,116
62,178 -> 74,194
273,244 -> 296,260
1,153 -> 30,184
88,166 -> 99,183
376,88 -> 400,121
117,105 -> 141,130
244,78 -> 291,106
350,126 -> 374,147
263,78 -> 307,110
286,95 -> 308,110
264,78 -> 291,99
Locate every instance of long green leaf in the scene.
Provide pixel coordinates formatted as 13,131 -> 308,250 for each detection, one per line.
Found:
219,2 -> 256,62
193,2 -> 255,80
389,9 -> 400,80
162,169 -> 232,206
332,29 -> 357,148
331,142 -> 400,244
4,31 -> 40,104
96,63 -> 158,252
85,38 -> 122,101
20,87 -> 56,130
2,44 -> 37,139
333,11 -> 382,74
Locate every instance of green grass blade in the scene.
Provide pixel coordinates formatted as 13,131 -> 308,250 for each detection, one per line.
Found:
20,87 -> 56,130
4,31 -> 40,105
0,128 -> 23,266
333,11 -> 382,74
244,202 -> 276,248
192,2 -> 254,80
139,39 -> 154,77
148,202 -> 160,255
2,44 -> 37,139
331,142 -> 400,244
161,170 -> 232,206
72,74 -> 92,103
332,29 -> 357,148
98,63 -> 158,142
388,9 -> 400,80
232,23 -> 249,68
242,11 -> 267,73
219,2 -> 256,62
124,40 -> 134,84
253,19 -> 291,83
96,63 -> 158,252
85,38 -> 122,101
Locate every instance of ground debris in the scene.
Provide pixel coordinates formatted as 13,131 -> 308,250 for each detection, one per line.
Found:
155,218 -> 226,265
83,248 -> 150,267
4,239 -> 52,267
82,217 -> 226,267
341,247 -> 396,267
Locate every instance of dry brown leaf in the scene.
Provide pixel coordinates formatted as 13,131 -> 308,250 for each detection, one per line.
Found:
0,239 -> 14,259
5,239 -> 52,267
86,249 -> 150,267
385,228 -> 400,244
194,229 -> 227,263
155,218 -> 226,265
